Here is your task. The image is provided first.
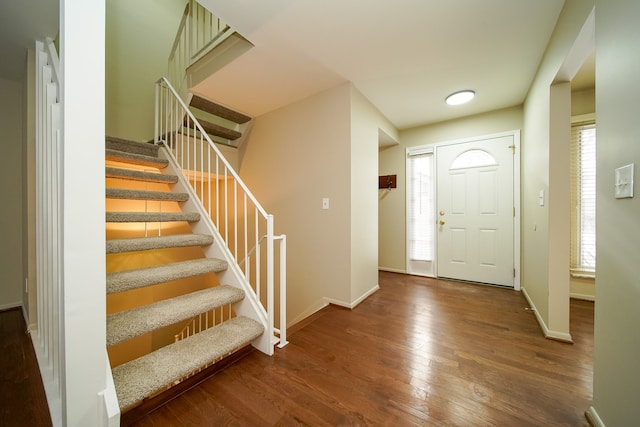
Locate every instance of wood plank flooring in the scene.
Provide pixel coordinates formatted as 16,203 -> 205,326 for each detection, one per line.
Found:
131,272 -> 594,426
0,308 -> 52,426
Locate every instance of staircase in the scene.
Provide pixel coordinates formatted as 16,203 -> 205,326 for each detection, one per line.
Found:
105,136 -> 264,414
186,94 -> 252,148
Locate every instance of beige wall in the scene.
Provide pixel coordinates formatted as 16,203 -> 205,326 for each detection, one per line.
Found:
521,0 -> 594,339
0,78 -> 24,310
591,0 -> 640,424
572,87 -> 595,116
349,86 -> 395,302
379,106 -> 523,272
239,84 -> 352,324
106,0 -> 185,141
239,83 -> 389,324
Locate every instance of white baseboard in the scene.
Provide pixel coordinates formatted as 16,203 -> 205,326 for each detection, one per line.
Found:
521,287 -> 573,343
378,267 -> 406,274
287,299 -> 329,327
324,284 -> 380,310
289,284 -> 380,329
570,292 -> 595,302
0,301 -> 22,311
586,406 -> 605,427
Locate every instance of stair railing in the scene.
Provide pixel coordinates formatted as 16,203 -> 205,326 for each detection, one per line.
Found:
32,38 -> 64,423
155,77 -> 287,353
168,0 -> 232,96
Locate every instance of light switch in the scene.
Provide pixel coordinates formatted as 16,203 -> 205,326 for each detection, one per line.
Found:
615,164 -> 634,199
538,189 -> 545,206
322,198 -> 330,209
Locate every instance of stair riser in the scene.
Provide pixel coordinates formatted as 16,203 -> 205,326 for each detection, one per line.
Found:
106,151 -> 169,169
106,167 -> 178,184
106,212 -> 200,223
106,188 -> 189,202
106,235 -> 213,254
107,137 -> 160,157
106,258 -> 228,294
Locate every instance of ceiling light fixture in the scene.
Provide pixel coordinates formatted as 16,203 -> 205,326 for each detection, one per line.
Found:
446,90 -> 475,106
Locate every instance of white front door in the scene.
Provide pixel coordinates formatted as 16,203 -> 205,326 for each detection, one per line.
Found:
436,135 -> 515,287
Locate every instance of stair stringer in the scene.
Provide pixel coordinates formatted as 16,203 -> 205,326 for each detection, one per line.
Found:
156,145 -> 273,356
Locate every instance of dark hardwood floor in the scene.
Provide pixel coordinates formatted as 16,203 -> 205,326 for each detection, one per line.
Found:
0,273 -> 593,426
131,272 -> 594,426
0,308 -> 52,426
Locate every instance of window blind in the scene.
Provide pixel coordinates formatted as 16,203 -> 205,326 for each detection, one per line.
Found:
408,152 -> 435,261
570,120 -> 596,275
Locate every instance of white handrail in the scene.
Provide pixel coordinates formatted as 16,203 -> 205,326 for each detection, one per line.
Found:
155,77 -> 287,352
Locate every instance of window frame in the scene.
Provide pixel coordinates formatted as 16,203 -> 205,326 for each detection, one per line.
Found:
570,113 -> 596,278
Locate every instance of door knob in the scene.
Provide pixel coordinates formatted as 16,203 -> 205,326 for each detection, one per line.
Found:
439,220 -> 446,226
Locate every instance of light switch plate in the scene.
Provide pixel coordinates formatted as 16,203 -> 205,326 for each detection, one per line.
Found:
615,163 -> 634,199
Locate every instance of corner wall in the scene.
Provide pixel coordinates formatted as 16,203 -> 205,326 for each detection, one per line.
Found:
591,0 -> 640,424
239,84 -> 352,324
349,86 -> 395,303
521,0 -> 594,338
0,77 -> 24,310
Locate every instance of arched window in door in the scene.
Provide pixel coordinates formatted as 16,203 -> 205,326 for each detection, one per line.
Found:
450,149 -> 498,170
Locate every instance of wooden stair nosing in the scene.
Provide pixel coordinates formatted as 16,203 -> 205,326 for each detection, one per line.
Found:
106,258 -> 228,294
105,167 -> 178,184
105,211 -> 200,223
106,149 -> 169,169
107,285 -> 246,346
189,95 -> 251,124
112,316 -> 264,410
184,117 -> 241,140
106,187 -> 189,202
106,234 -> 214,254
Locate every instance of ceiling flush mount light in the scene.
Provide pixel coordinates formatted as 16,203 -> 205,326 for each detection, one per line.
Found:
446,90 -> 475,106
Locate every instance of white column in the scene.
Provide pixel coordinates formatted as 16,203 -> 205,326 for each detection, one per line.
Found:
60,0 -> 108,425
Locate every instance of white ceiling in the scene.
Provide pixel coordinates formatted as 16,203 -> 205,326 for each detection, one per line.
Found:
0,0 -> 58,81
1,1 -> 591,132
196,0 -> 567,130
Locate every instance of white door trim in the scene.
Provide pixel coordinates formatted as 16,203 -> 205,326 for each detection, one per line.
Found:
405,146 -> 436,277
408,130 -> 521,290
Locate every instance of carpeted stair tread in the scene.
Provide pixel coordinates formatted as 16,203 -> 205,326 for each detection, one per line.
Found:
106,136 -> 160,157
107,285 -> 245,346
112,315 -> 264,410
106,211 -> 200,223
106,149 -> 169,169
106,167 -> 178,184
107,234 -> 214,254
190,95 -> 251,124
106,187 -> 189,202
107,258 -> 228,294
185,117 -> 241,140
